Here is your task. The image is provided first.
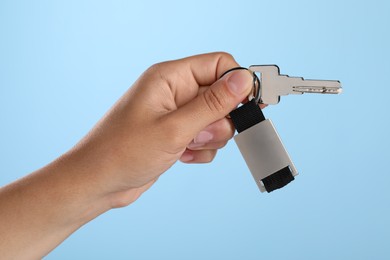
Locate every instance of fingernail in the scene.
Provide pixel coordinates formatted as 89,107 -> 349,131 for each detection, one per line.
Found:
187,141 -> 204,149
227,70 -> 253,95
180,150 -> 194,162
194,131 -> 213,144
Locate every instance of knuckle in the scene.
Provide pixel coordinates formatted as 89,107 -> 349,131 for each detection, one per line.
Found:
227,129 -> 235,140
215,51 -> 235,61
214,119 -> 235,140
202,88 -> 227,114
214,52 -> 239,76
210,141 -> 228,150
147,61 -> 168,72
145,62 -> 162,75
145,62 -> 165,79
217,141 -> 228,149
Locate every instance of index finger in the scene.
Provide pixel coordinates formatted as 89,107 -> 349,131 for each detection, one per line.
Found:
155,52 -> 240,107
178,52 -> 240,86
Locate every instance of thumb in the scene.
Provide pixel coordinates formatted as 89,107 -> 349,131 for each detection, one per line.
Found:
167,69 -> 254,141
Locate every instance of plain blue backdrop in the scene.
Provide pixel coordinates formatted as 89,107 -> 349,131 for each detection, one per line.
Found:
1,0 -> 389,259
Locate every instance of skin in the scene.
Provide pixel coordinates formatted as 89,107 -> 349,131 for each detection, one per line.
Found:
0,52 -> 263,259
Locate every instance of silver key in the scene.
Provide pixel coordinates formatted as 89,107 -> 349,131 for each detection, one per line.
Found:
249,65 -> 342,105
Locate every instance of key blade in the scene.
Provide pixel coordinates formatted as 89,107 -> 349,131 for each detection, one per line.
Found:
293,85 -> 342,94
292,79 -> 342,94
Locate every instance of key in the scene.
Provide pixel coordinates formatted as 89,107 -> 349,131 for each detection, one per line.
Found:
249,65 -> 342,105
223,66 -> 342,193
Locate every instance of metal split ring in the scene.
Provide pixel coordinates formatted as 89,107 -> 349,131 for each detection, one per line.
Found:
220,67 -> 261,104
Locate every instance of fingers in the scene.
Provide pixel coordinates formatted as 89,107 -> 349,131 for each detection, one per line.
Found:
180,118 -> 233,164
180,99 -> 267,164
179,149 -> 217,164
187,141 -> 228,151
187,118 -> 234,147
161,52 -> 240,87
146,52 -> 240,110
199,86 -> 268,110
165,69 -> 253,143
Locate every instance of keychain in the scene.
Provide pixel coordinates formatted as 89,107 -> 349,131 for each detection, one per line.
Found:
222,66 -> 342,192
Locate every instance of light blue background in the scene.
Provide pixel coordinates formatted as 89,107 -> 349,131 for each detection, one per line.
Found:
1,0 -> 389,259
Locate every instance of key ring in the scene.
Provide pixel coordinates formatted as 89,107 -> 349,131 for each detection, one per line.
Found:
220,67 -> 261,104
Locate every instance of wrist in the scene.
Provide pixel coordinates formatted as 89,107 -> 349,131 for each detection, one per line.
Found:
63,140 -> 147,210
48,150 -> 114,221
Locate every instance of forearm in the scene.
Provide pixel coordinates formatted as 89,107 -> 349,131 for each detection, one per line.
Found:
0,150 -> 113,259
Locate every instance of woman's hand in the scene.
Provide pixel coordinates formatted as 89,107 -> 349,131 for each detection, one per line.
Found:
74,52 -> 254,206
0,52 -> 255,259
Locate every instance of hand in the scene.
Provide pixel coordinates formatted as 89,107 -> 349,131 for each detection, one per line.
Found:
71,52 -> 255,207
0,52 -> 256,258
